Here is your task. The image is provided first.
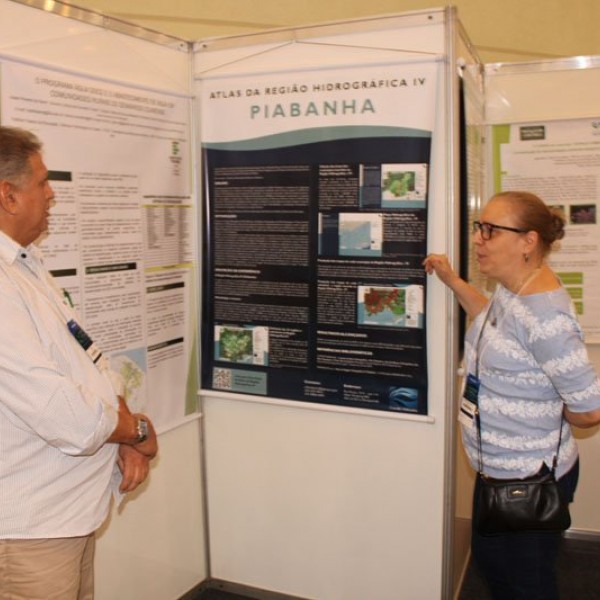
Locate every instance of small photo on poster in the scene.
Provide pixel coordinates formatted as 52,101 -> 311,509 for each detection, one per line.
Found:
570,204 -> 597,225
214,324 -> 269,365
381,163 -> 428,208
338,213 -> 383,257
357,284 -> 424,328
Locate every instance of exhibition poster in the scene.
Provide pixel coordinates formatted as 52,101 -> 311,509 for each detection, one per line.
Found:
0,61 -> 197,429
199,61 -> 439,414
493,118 -> 600,342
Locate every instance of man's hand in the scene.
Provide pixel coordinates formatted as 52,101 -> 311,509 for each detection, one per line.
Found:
117,445 -> 150,493
107,397 -> 159,459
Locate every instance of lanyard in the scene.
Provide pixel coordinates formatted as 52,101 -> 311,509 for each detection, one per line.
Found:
473,268 -> 541,378
473,294 -> 496,379
16,251 -> 107,369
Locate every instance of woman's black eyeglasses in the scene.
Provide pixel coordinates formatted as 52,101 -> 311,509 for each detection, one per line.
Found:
472,221 -> 527,241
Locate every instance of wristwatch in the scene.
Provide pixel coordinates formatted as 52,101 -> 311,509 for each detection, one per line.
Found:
135,418 -> 149,444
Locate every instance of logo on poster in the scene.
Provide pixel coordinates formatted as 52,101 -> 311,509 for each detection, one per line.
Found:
519,125 -> 545,141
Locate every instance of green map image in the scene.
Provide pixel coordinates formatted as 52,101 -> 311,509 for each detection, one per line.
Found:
382,171 -> 415,198
220,328 -> 253,362
112,355 -> 145,412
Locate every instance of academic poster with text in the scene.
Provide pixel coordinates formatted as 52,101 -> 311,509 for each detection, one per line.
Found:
199,62 -> 439,414
493,118 -> 600,342
0,61 -> 196,429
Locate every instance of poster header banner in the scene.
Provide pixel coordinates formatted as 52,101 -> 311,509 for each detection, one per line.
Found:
199,62 -> 439,145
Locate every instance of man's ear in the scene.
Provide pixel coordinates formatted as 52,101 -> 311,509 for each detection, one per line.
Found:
0,180 -> 18,215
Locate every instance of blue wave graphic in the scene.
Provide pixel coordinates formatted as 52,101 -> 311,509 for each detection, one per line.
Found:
203,125 -> 431,151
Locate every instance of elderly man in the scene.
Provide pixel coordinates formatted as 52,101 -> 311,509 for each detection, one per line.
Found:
0,126 -> 158,599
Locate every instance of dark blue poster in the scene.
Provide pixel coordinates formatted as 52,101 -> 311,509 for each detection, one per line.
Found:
199,64 -> 438,415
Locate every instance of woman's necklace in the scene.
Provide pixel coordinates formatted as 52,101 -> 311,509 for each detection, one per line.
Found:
508,265 -> 542,295
480,266 -> 542,352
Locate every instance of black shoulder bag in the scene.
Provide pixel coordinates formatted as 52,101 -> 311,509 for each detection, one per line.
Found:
474,415 -> 571,536
471,296 -> 571,536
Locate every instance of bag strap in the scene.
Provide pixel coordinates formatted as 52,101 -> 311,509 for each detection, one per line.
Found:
473,298 -> 493,475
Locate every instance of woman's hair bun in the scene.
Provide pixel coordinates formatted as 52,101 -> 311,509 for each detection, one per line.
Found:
549,210 -> 565,242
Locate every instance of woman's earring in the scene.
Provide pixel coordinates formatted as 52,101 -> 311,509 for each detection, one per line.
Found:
524,254 -> 529,263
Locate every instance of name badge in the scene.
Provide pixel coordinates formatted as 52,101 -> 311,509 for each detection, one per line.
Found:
459,373 -> 480,429
67,319 -> 103,364
463,373 -> 480,404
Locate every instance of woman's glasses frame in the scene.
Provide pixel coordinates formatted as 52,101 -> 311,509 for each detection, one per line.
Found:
472,220 -> 528,241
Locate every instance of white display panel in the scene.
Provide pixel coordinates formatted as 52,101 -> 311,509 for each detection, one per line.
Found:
195,10 -> 458,600
485,58 -> 600,534
0,3 -> 206,600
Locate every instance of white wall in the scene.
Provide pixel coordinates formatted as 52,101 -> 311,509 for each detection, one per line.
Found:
570,377 -> 600,532
203,395 -> 448,600
96,419 -> 207,600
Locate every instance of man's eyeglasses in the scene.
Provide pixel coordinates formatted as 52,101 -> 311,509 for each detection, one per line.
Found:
472,220 -> 527,241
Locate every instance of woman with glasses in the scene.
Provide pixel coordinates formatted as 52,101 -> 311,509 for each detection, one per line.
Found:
423,191 -> 600,599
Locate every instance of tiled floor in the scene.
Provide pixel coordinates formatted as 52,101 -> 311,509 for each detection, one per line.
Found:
191,537 -> 600,600
195,591 -> 251,600
459,536 -> 600,600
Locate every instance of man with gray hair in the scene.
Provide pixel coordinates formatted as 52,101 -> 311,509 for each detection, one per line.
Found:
0,126 -> 158,599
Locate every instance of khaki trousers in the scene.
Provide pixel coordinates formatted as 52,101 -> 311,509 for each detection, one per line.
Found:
0,534 -> 95,600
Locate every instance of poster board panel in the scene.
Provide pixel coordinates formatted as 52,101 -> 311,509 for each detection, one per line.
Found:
485,58 -> 600,533
195,12 -> 446,416
0,3 -> 207,600
194,11 -> 455,599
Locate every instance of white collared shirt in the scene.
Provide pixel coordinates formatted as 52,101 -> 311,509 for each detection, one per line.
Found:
0,231 -> 120,538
